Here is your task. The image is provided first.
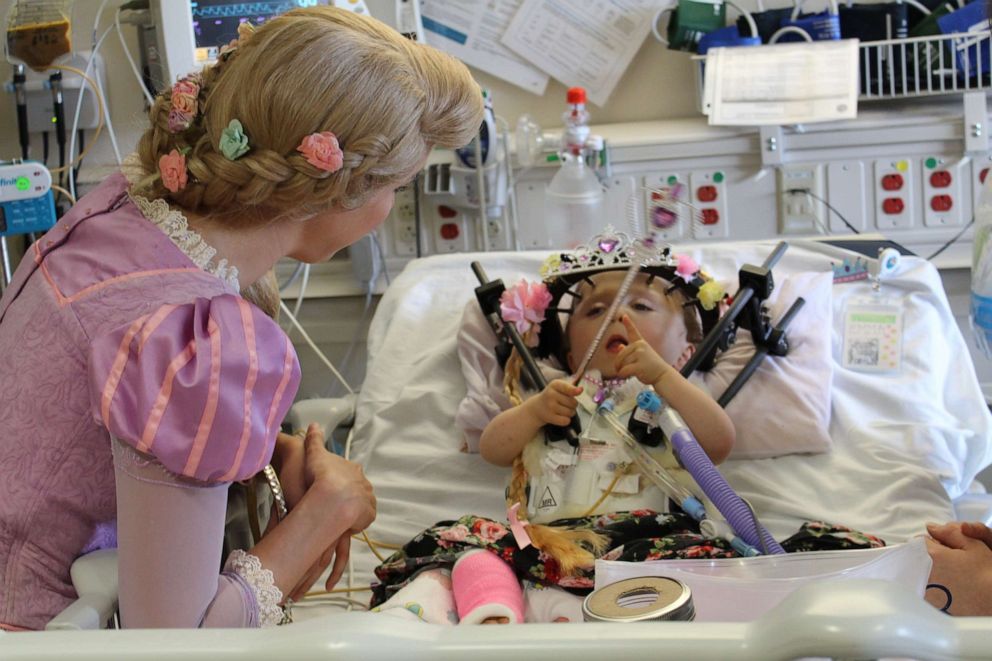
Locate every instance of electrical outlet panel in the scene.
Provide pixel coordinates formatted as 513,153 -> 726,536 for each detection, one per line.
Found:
643,173 -> 688,241
921,156 -> 967,228
602,175 -> 637,235
689,170 -> 729,239
429,205 -> 469,253
777,164 -> 825,234
514,181 -> 553,249
874,159 -> 915,230
973,153 -> 992,209
389,185 -> 419,256
825,161 -> 867,233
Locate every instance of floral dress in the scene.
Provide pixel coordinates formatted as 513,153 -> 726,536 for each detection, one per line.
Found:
371,510 -> 885,607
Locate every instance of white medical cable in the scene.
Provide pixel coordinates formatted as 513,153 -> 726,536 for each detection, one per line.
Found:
279,300 -> 355,395
901,0 -> 932,14
496,116 -> 521,250
116,7 -> 156,106
370,231 -> 391,285
331,288 -> 375,398
770,26 -> 814,43
50,184 -> 76,205
651,7 -> 674,45
290,263 -> 311,321
472,123 -> 489,252
726,1 -> 759,39
68,25 -> 115,198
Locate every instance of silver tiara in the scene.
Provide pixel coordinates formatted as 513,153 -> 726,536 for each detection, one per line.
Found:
539,227 -> 677,282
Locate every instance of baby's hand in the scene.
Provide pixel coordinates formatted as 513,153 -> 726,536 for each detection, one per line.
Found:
614,315 -> 673,386
527,379 -> 582,427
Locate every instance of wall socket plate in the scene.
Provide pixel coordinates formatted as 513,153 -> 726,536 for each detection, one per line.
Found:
777,164 -> 826,234
388,186 -> 418,256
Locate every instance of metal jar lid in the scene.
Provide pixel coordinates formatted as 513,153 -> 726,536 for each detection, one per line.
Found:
582,576 -> 694,623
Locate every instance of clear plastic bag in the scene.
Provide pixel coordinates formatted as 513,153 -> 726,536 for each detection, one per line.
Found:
5,0 -> 72,72
595,537 -> 931,622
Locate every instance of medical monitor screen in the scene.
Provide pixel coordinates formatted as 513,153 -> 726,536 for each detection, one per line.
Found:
191,1 -> 330,65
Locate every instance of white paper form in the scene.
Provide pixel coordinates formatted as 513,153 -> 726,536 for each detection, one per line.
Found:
704,40 -> 860,126
501,0 -> 662,107
420,0 -> 549,95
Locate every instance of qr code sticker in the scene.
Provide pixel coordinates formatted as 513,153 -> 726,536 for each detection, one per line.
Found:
847,339 -> 879,366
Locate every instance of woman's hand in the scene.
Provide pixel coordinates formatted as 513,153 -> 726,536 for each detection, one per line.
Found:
925,521 -> 992,616
525,379 -> 582,427
614,315 -> 673,387
272,432 -> 307,510
264,424 -> 376,599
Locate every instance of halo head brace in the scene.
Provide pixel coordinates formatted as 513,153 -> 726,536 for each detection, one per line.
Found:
532,228 -> 724,369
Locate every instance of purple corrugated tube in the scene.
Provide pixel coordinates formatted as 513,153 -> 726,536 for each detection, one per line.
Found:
669,428 -> 785,554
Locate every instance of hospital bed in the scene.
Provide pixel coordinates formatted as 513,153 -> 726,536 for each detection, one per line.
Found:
3,238 -> 992,659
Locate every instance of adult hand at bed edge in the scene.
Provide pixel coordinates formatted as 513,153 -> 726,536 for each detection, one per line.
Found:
925,521 -> 992,616
303,423 -> 377,533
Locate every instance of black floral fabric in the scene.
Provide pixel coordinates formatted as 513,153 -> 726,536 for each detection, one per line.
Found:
370,510 -> 885,607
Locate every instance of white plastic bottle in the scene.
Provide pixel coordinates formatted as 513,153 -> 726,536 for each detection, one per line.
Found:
971,172 -> 992,358
545,87 -> 603,249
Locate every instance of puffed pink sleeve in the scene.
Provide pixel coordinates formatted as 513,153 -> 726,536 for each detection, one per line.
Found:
89,294 -> 300,482
88,295 -> 301,628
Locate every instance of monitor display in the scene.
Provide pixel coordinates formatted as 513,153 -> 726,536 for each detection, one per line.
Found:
191,1 -> 331,66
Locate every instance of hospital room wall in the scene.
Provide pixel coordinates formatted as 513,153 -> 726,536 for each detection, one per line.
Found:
0,1 -> 699,184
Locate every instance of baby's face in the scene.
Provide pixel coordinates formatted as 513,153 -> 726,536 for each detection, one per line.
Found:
566,271 -> 690,377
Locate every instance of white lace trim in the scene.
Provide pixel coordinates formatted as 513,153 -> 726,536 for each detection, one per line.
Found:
224,550 -> 285,627
121,153 -> 240,290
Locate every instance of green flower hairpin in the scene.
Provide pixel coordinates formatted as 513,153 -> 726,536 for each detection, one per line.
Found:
219,119 -> 250,160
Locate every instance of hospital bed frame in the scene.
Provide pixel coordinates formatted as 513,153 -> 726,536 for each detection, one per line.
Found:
8,238 -> 992,655
6,579 -> 992,660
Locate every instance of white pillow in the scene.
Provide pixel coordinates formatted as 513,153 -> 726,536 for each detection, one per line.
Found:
456,271 -> 834,459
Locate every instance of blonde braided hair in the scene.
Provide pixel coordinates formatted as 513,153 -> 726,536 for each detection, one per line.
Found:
132,6 -> 483,228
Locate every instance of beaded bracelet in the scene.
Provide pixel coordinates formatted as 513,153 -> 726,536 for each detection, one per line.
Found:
261,464 -> 288,521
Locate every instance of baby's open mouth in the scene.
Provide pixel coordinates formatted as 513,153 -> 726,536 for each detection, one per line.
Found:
606,335 -> 627,354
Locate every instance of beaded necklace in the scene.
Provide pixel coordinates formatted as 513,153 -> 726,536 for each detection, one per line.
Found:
583,373 -> 630,405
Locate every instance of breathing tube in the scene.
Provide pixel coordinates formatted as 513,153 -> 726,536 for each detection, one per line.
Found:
655,403 -> 784,555
596,397 -> 764,556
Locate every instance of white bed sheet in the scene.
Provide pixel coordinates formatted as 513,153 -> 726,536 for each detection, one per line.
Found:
348,239 -> 992,590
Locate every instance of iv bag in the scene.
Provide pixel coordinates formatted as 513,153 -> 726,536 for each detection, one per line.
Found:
545,155 -> 604,249
5,0 -> 73,72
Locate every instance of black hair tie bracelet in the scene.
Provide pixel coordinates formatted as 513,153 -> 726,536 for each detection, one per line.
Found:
925,583 -> 953,614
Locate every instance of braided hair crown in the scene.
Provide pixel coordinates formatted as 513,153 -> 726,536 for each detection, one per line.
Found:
132,6 -> 483,227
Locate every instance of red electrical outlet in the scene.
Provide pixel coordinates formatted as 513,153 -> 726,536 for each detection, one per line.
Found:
930,195 -> 953,212
929,171 -> 952,188
696,185 -> 718,203
881,174 -> 904,191
882,198 -> 905,215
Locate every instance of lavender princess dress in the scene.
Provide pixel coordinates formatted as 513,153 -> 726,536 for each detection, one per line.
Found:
0,171 -> 300,629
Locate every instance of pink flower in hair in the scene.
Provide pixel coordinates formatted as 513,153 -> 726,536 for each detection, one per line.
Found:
167,77 -> 200,133
159,149 -> 188,193
500,279 -> 552,346
675,253 -> 699,282
296,131 -> 344,173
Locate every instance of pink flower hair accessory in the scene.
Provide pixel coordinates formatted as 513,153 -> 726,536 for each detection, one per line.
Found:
159,149 -> 188,193
500,279 -> 552,346
167,75 -> 201,133
675,254 -> 699,282
297,131 -> 344,173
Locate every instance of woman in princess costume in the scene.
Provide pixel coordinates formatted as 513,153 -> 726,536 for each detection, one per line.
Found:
0,8 -> 483,629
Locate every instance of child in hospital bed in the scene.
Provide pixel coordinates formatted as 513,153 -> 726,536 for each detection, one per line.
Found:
370,231 -> 884,624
